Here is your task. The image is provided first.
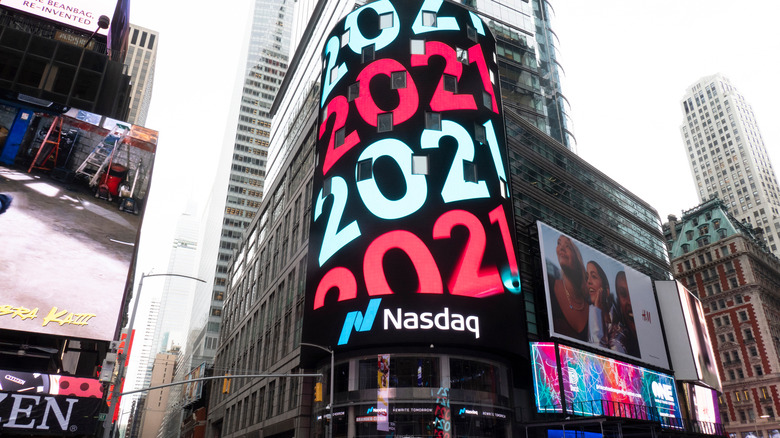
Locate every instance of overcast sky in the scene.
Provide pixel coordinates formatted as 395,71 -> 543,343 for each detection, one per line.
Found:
551,0 -> 780,220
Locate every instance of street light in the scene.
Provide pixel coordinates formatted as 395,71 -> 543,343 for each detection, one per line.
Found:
300,342 -> 334,438
103,272 -> 206,438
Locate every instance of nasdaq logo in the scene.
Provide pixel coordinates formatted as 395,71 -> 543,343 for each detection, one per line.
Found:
338,299 -> 382,345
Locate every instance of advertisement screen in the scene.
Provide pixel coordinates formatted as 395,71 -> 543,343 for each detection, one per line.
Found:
0,110 -> 157,341
0,368 -> 103,435
302,0 -> 523,356
538,222 -> 669,368
0,391 -> 102,435
677,282 -> 720,388
0,0 -> 118,35
530,342 -> 561,413
689,384 -> 721,429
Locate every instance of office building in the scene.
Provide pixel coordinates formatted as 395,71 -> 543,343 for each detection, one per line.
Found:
680,74 -> 780,256
138,351 -> 178,438
124,24 -> 158,125
205,0 -> 293,358
665,199 -> 780,437
206,2 -> 721,437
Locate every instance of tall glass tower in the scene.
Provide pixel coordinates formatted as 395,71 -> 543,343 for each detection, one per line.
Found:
206,0 -> 293,349
680,74 -> 780,255
463,0 -> 575,150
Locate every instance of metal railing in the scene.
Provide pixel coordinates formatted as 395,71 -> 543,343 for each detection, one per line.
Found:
536,400 -> 728,436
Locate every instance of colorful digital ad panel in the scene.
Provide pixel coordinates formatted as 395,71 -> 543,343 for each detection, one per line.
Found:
687,383 -> 721,431
530,343 -> 683,428
530,342 -> 561,413
303,0 -> 524,357
537,221 -> 669,369
1,110 -> 157,341
560,345 -> 682,427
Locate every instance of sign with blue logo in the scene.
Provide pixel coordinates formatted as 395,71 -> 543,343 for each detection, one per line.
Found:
302,0 -> 525,357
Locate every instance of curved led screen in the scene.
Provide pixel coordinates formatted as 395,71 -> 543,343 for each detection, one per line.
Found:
303,0 -> 523,355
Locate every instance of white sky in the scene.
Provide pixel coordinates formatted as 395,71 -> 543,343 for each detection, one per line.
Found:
552,0 -> 780,220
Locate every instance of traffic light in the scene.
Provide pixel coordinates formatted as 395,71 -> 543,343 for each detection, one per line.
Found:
314,382 -> 323,402
222,374 -> 232,394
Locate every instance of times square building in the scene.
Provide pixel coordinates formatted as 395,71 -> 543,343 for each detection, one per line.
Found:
206,1 -> 724,437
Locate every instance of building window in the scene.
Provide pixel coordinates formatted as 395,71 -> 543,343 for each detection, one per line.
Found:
755,365 -> 763,376
739,310 -> 748,321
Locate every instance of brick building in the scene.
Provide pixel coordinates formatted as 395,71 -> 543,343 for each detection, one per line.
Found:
665,198 -> 780,436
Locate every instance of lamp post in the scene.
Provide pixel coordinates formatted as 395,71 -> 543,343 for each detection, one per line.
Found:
103,272 -> 206,438
300,342 -> 334,438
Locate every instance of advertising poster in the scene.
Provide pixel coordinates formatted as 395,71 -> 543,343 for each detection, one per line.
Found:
677,282 -> 720,388
559,345 -> 682,426
538,222 -> 669,368
377,354 -> 389,431
530,343 -> 682,428
689,384 -> 721,433
302,0 -> 524,357
0,112 -> 157,341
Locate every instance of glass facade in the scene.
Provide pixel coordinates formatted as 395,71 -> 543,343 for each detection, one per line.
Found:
505,113 -> 670,281
313,354 -> 511,438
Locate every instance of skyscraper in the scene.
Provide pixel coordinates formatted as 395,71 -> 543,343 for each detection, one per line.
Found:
680,74 -> 780,255
206,0 -> 293,344
123,24 -> 158,126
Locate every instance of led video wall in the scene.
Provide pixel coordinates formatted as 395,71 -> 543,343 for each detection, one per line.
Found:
0,368 -> 103,435
303,0 -> 523,355
537,222 -> 669,368
1,111 -> 157,341
530,343 -> 682,427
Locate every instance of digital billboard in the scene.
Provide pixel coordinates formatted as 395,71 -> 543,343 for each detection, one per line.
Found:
302,0 -> 523,355
530,343 -> 682,428
537,222 -> 669,368
530,342 -> 561,413
0,0 -> 118,35
687,383 -> 721,433
655,281 -> 721,390
0,110 -> 157,341
0,368 -> 103,435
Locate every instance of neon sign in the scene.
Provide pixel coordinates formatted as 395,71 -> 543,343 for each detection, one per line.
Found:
303,0 -> 523,355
